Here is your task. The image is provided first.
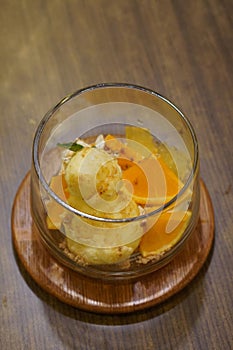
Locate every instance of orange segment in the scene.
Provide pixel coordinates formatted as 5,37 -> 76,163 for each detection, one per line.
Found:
46,175 -> 68,230
117,157 -> 135,171
125,125 -> 158,154
157,156 -> 182,198
139,210 -> 191,257
122,160 -> 150,199
122,156 -> 183,205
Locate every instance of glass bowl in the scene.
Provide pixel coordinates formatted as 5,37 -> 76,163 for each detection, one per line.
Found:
31,83 -> 200,280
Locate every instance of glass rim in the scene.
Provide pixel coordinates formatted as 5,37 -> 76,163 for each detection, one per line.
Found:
33,82 -> 199,223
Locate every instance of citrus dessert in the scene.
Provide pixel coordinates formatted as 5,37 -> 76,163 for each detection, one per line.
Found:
45,126 -> 193,266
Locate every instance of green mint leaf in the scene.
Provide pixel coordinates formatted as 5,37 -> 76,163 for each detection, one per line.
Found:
57,142 -> 84,152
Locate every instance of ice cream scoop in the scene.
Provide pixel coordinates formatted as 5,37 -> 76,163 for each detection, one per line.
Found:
63,146 -> 143,264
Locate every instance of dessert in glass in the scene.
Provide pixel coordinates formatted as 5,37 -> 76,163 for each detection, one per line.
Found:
31,83 -> 200,279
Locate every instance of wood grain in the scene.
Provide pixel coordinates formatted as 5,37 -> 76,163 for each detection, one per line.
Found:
1,0 -> 233,349
12,173 -> 214,314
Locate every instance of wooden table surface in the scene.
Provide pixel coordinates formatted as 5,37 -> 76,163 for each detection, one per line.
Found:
1,1 -> 232,349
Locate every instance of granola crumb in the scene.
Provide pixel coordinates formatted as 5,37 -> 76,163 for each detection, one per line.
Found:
59,241 -> 88,266
136,252 -> 164,265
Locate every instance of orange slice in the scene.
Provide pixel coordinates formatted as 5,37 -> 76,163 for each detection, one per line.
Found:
139,210 -> 191,257
122,155 -> 183,205
117,157 -> 135,171
125,125 -> 158,154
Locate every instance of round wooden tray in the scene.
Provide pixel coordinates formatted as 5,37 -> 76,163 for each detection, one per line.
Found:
12,173 -> 214,314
